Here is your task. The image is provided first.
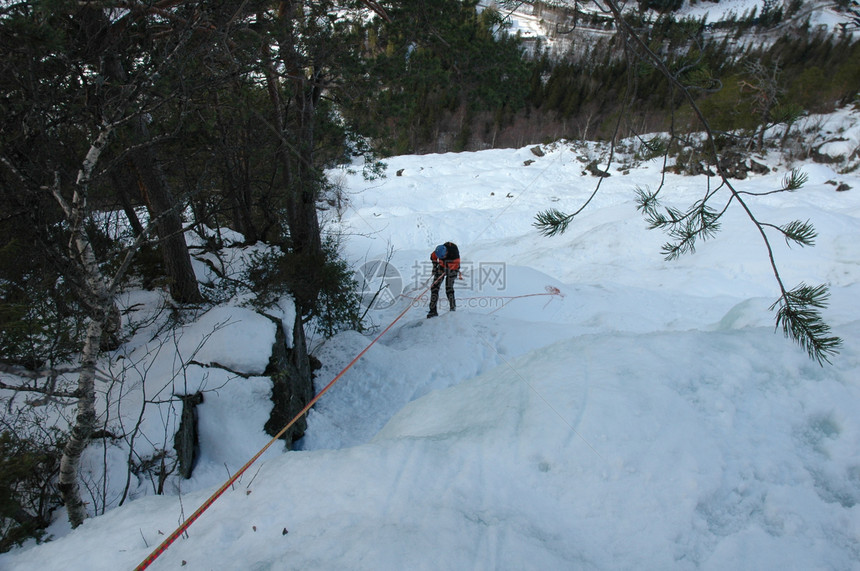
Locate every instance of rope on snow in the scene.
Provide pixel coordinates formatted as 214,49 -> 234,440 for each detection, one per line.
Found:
134,275 -> 443,570
133,278 -> 559,569
403,284 -> 565,314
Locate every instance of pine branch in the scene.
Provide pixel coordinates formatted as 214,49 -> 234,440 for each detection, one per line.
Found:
770,283 -> 842,365
639,202 -> 686,232
637,136 -> 668,160
661,203 -> 721,260
533,208 -> 574,237
782,168 -> 808,191
739,169 -> 808,197
531,0 -> 840,366
634,186 -> 659,219
780,219 -> 817,247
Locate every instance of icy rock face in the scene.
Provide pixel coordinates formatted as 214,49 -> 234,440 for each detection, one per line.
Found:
263,313 -> 315,447
171,308 -> 314,478
174,392 -> 203,479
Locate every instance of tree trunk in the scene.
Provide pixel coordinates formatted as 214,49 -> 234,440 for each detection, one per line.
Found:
275,85 -> 325,312
261,33 -> 325,312
131,118 -> 202,304
287,71 -> 324,262
215,101 -> 259,243
220,152 -> 258,244
110,168 -> 145,237
102,43 -> 201,305
54,127 -> 117,529
57,313 -> 104,528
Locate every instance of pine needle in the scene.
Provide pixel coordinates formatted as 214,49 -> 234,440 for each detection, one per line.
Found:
770,283 -> 842,365
533,208 -> 573,237
780,219 -> 817,247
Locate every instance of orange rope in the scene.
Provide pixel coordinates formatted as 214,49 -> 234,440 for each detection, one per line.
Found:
134,277 -> 438,570
403,285 -> 564,314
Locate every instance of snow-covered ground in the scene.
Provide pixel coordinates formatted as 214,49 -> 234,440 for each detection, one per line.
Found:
2,107 -> 860,569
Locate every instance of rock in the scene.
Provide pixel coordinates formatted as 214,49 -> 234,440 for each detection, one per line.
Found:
174,392 -> 203,479
585,160 -> 610,178
717,150 -> 750,179
530,146 -> 545,157
812,138 -> 850,164
749,159 -> 770,174
263,313 -> 317,447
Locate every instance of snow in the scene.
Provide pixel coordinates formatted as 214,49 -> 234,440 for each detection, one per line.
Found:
3,106 -> 860,569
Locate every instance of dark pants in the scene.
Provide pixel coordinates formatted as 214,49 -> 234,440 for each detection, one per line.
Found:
429,266 -> 456,313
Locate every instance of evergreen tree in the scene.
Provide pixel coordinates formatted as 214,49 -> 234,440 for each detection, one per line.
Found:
341,0 -> 534,153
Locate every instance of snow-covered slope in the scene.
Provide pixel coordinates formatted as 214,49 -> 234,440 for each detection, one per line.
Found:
2,108 -> 860,569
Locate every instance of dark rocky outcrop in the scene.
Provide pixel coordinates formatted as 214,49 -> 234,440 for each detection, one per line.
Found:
174,392 -> 203,479
712,151 -> 773,179
170,310 -> 319,479
263,312 -> 317,448
585,160 -> 610,178
811,139 -> 848,164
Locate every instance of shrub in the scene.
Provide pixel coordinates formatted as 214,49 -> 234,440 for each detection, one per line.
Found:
0,430 -> 63,552
0,240 -> 85,369
244,237 -> 364,338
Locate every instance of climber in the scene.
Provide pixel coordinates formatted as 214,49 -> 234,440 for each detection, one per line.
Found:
427,242 -> 460,318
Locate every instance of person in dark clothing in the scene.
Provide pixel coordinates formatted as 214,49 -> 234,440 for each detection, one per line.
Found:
427,242 -> 460,318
